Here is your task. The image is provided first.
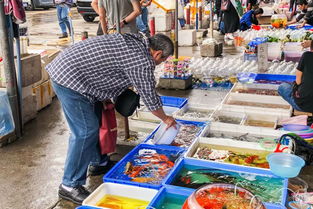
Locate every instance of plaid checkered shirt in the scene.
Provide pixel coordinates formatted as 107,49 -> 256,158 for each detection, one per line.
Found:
46,33 -> 162,111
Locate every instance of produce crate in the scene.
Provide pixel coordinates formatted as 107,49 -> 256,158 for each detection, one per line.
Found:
148,186 -> 193,209
144,119 -> 207,148
163,158 -> 288,209
82,183 -> 158,208
103,144 -> 185,189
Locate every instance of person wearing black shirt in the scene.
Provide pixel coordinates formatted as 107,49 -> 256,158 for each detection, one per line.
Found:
247,0 -> 257,11
287,0 -> 313,26
278,41 -> 313,113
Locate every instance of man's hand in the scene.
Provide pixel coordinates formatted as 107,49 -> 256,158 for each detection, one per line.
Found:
297,23 -> 305,28
163,116 -> 177,129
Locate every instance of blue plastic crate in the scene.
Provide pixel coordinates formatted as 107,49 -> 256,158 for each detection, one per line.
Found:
148,185 -> 193,209
161,96 -> 188,109
255,74 -> 296,83
143,119 -> 208,146
163,158 -> 288,209
76,206 -> 102,209
103,144 -> 185,189
287,25 -> 313,30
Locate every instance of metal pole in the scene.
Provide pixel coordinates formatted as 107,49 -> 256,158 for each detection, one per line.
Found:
210,0 -> 214,38
0,1 -> 22,138
113,0 -> 128,138
196,0 -> 199,31
175,0 -> 179,59
114,0 -> 121,33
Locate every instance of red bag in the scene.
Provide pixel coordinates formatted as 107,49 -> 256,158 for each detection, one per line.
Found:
99,103 -> 117,155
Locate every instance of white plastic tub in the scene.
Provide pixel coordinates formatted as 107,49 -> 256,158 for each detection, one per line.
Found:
83,183 -> 158,208
185,137 -> 273,170
222,93 -> 292,117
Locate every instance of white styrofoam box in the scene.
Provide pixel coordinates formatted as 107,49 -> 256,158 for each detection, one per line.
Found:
83,183 -> 158,207
185,137 -> 273,170
173,104 -> 215,122
243,113 -> 278,129
232,82 -> 280,91
32,80 -> 53,111
178,29 -> 196,46
211,110 -> 246,125
154,13 -> 172,32
267,42 -> 282,61
132,106 -> 179,123
284,42 -> 303,52
200,121 -> 289,139
222,92 -> 292,117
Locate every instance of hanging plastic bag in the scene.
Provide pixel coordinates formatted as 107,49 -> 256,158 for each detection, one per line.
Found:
0,90 -> 15,136
99,102 -> 117,155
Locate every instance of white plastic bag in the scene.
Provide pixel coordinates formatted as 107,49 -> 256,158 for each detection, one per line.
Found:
0,90 -> 15,136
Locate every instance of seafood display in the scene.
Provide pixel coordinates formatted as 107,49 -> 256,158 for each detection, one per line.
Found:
206,132 -> 277,144
171,125 -> 201,147
213,115 -> 243,124
226,100 -> 290,109
172,164 -> 285,203
193,146 -> 270,169
108,148 -> 182,185
234,88 -> 279,96
96,194 -> 149,209
176,109 -> 213,120
182,184 -> 266,209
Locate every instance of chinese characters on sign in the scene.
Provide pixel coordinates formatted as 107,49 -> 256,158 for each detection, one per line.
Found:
257,43 -> 268,73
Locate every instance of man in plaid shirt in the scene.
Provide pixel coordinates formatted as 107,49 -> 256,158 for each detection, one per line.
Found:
46,33 -> 176,204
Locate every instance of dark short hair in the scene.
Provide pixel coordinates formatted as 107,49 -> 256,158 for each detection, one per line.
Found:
297,0 -> 308,5
148,34 -> 174,58
254,8 -> 264,15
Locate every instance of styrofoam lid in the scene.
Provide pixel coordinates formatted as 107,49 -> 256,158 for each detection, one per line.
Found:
153,122 -> 180,145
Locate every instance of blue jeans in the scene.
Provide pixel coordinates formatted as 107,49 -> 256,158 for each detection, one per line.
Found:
52,81 -> 107,187
136,7 -> 149,33
56,4 -> 71,34
278,83 -> 302,111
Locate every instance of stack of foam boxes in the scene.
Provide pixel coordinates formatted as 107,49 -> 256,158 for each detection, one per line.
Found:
153,11 -> 172,38
0,50 -> 60,125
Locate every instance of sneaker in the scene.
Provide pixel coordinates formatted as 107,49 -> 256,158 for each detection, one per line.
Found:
59,33 -> 68,39
88,160 -> 117,176
58,184 -> 90,205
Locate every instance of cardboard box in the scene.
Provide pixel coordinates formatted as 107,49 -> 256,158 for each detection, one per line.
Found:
20,54 -> 42,87
33,80 -> 52,111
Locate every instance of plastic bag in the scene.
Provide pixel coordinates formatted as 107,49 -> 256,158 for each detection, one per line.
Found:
99,103 -> 117,155
0,91 -> 15,136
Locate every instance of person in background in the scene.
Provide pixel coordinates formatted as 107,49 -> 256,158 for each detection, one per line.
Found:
240,8 -> 264,31
246,0 -> 257,11
91,0 -> 104,36
223,0 -> 241,40
98,0 -> 141,34
278,40 -> 313,113
46,33 -> 176,204
136,0 -> 152,36
286,0 -> 313,26
55,0 -> 73,38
